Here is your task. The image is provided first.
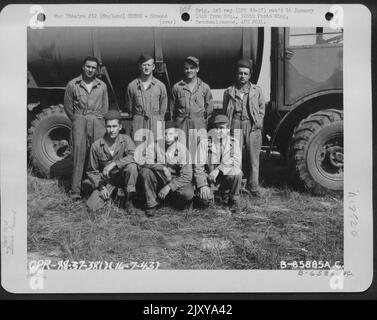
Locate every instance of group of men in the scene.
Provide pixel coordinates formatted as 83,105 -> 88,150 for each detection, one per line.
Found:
63,54 -> 266,216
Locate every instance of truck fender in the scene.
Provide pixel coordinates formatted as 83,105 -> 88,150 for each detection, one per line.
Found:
268,89 -> 343,155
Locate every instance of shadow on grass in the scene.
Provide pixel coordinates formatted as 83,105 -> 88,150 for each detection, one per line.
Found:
28,161 -> 72,194
259,151 -> 291,189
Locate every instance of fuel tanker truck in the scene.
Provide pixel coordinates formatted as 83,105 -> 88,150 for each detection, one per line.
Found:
27,27 -> 343,194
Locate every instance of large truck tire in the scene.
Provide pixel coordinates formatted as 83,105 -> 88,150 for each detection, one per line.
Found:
288,109 -> 343,194
28,105 -> 73,178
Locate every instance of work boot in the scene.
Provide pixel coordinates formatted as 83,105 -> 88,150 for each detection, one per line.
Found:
69,191 -> 82,201
145,206 -> 158,217
124,191 -> 137,214
250,190 -> 262,198
185,200 -> 194,214
214,192 -> 229,205
228,198 -> 242,214
115,188 -> 126,208
246,185 -> 262,198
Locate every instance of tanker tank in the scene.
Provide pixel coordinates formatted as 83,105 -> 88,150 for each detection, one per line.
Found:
27,27 -> 263,109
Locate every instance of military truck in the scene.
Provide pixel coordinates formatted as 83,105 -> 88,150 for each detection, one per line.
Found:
27,27 -> 343,194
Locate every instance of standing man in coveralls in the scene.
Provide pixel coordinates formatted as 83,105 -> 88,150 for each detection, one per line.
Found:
171,56 -> 214,156
64,56 -> 109,200
223,57 -> 266,197
125,54 -> 168,145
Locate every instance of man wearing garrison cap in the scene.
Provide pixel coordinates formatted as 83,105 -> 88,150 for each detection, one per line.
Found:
138,120 -> 194,217
223,57 -> 266,197
125,54 -> 168,145
171,56 -> 214,150
194,114 -> 243,213
86,110 -> 139,213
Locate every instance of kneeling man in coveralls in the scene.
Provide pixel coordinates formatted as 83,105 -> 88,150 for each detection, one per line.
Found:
139,121 -> 194,217
86,110 -> 138,213
195,114 -> 243,213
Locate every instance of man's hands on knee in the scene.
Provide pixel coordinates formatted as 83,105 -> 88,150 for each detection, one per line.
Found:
199,186 -> 212,201
99,186 -> 110,200
158,185 -> 171,199
209,169 -> 220,183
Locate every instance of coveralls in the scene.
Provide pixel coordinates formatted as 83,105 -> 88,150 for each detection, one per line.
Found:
223,82 -> 265,192
139,140 -> 194,209
64,75 -> 109,195
126,77 -> 168,144
195,134 -> 243,203
171,78 -> 213,154
86,134 -> 138,211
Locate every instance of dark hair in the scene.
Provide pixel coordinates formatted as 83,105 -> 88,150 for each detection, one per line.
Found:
82,56 -> 100,68
105,118 -> 121,125
138,54 -> 154,65
236,66 -> 252,74
164,121 -> 178,130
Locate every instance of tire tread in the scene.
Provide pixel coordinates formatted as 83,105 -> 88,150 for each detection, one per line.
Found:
28,104 -> 71,178
288,108 -> 343,195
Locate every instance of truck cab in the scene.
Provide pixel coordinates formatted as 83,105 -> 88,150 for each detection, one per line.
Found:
267,27 -> 343,193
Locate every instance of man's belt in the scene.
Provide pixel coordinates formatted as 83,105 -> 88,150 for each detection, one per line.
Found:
133,112 -> 161,118
177,113 -> 205,120
232,113 -> 249,120
74,110 -> 103,118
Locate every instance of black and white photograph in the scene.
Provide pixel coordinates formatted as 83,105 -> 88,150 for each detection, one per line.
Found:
0,4 -> 373,293
26,25 -> 345,269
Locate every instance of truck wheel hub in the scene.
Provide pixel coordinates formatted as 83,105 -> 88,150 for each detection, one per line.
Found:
327,146 -> 344,168
43,126 -> 71,160
316,142 -> 343,174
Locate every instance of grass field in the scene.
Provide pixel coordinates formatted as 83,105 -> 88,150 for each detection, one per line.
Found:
27,154 -> 343,270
